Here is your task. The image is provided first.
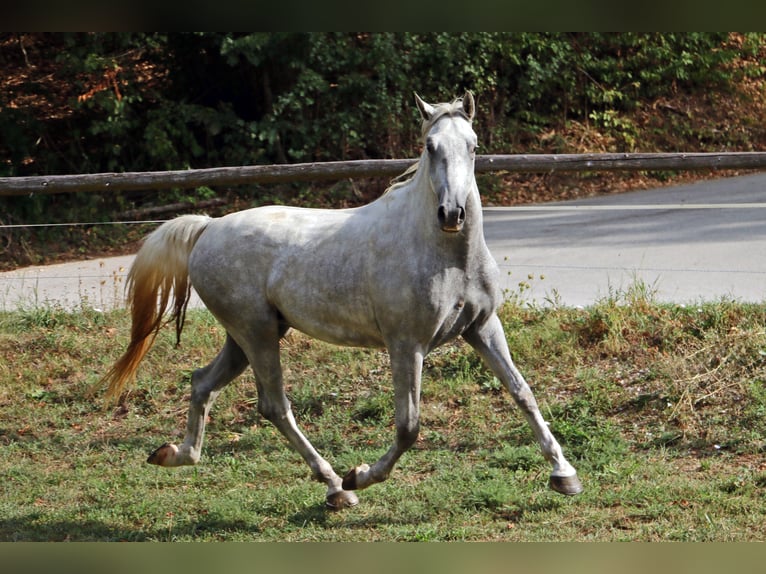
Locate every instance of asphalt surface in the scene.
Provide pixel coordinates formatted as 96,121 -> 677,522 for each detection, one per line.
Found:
2,173 -> 765,311
485,172 -> 766,306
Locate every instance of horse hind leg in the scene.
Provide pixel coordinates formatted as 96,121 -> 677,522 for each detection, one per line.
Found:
147,333 -> 248,467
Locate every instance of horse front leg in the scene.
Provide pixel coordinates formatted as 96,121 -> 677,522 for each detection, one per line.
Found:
147,333 -> 248,467
240,327 -> 358,510
343,347 -> 423,491
464,314 -> 583,495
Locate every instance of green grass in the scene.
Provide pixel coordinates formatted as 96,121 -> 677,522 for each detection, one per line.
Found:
1,290 -> 765,541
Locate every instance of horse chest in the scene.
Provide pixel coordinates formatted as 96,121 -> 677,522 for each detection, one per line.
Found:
425,269 -> 498,347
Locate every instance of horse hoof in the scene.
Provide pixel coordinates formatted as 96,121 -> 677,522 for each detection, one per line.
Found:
341,464 -> 369,490
326,490 -> 359,511
147,442 -> 177,466
549,473 -> 583,496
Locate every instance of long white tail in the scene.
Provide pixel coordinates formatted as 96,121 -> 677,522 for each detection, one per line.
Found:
101,214 -> 211,402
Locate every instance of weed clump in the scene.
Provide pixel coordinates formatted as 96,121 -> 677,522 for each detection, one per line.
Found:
497,290 -> 766,454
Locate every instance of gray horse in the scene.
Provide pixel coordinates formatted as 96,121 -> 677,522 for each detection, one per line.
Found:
102,91 -> 582,509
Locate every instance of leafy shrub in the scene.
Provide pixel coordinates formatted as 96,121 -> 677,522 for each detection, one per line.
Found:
1,32 -> 762,224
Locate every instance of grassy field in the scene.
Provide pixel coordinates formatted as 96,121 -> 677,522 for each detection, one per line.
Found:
0,287 -> 764,542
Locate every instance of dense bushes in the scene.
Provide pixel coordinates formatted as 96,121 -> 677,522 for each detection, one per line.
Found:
1,32 -> 763,222
4,33 -> 763,174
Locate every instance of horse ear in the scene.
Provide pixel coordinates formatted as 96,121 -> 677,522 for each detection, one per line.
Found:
462,91 -> 475,121
414,92 -> 435,121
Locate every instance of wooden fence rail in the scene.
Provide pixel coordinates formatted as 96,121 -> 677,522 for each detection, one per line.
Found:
2,152 -> 766,197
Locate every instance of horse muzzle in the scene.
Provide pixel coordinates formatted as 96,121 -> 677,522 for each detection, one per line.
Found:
438,204 -> 466,233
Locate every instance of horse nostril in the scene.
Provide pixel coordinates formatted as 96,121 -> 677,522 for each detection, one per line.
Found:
437,205 -> 448,225
437,204 -> 465,231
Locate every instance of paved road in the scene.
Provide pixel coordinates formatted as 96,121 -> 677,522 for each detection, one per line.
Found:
1,173 -> 765,310
486,173 -> 766,306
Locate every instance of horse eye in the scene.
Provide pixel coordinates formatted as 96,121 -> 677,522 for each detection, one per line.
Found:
426,138 -> 436,154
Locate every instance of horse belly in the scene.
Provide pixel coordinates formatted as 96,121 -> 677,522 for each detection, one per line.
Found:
272,281 -> 384,348
267,251 -> 384,348
286,314 -> 384,348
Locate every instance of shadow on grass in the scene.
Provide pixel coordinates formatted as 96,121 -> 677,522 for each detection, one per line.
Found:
288,502 -> 425,531
0,511 -> 265,542
2,503 -> 422,541
0,512 -> 154,541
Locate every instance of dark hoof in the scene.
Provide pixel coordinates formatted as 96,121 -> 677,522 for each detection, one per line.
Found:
549,473 -> 583,496
147,443 -> 175,466
342,468 -> 359,491
326,490 -> 359,510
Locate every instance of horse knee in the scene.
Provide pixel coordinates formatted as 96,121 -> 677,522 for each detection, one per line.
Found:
257,396 -> 290,423
189,368 -> 216,401
507,384 -> 539,414
396,421 -> 420,450
189,384 -> 210,407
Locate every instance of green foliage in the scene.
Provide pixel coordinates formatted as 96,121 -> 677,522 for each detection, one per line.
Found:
5,33 -> 761,174
2,32 -> 764,225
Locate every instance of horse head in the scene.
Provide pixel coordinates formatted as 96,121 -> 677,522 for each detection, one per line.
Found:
415,91 -> 478,233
